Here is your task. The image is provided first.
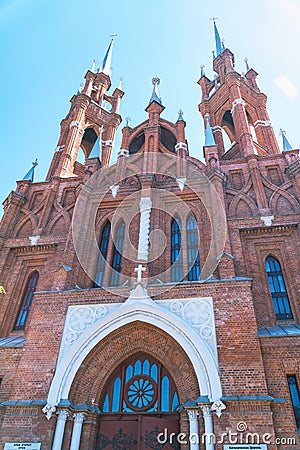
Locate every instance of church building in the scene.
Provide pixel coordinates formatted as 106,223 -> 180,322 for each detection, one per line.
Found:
0,21 -> 299,450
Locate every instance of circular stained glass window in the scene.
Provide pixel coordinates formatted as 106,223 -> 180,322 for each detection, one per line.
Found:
124,375 -> 157,411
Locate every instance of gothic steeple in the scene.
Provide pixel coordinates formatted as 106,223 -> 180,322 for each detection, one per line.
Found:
99,36 -> 115,76
198,20 -> 280,159
212,18 -> 225,58
47,37 -> 124,179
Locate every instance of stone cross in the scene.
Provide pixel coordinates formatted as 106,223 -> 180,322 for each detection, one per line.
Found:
134,264 -> 146,283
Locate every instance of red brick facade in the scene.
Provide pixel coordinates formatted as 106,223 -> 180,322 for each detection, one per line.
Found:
0,36 -> 299,450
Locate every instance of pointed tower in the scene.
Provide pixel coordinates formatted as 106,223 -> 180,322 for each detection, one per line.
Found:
198,20 -> 280,160
47,38 -> 124,179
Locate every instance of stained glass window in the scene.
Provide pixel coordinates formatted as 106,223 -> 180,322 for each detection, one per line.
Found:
171,218 -> 183,282
110,221 -> 125,286
186,214 -> 200,281
94,221 -> 111,287
14,271 -> 39,330
265,256 -> 292,320
101,355 -> 178,413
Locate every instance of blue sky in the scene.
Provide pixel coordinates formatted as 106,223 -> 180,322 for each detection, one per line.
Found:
1,0 -> 299,209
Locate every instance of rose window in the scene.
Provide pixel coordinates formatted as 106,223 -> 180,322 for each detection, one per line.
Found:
125,375 -> 157,411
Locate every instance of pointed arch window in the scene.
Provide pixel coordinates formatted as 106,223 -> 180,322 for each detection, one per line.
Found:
265,256 -> 293,320
171,218 -> 183,282
186,214 -> 200,281
14,271 -> 39,330
94,221 -> 111,287
110,220 -> 125,286
101,355 -> 179,413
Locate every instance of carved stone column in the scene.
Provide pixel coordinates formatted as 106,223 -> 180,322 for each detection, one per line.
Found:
202,406 -> 214,450
187,409 -> 200,450
137,197 -> 152,261
70,412 -> 86,450
52,409 -> 69,450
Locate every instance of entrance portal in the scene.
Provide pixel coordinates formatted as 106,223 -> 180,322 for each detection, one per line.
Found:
96,354 -> 180,449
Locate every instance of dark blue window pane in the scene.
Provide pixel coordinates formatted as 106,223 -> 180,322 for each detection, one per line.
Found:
94,221 -> 111,287
110,221 -> 125,286
103,393 -> 109,412
14,271 -> 39,330
161,376 -> 169,412
265,256 -> 292,320
187,215 -> 200,281
288,376 -> 300,429
171,218 -> 183,281
112,377 -> 121,412
172,392 -> 179,411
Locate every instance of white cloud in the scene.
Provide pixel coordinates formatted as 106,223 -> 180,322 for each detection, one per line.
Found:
273,75 -> 297,100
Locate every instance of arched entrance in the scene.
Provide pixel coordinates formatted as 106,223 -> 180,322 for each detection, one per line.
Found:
96,353 -> 180,449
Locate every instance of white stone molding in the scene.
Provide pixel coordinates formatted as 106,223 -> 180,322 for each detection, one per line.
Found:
69,121 -> 84,134
175,142 -> 188,153
187,409 -> 200,450
254,119 -> 272,127
54,145 -> 65,152
110,184 -> 119,198
201,406 -> 214,450
102,140 -> 113,146
231,98 -> 246,114
137,197 -> 152,261
176,177 -> 186,192
211,399 -> 226,417
52,410 -> 69,450
168,298 -> 216,357
45,286 -> 221,417
29,235 -> 40,246
70,413 -> 85,450
212,126 -> 222,132
42,403 -> 56,420
117,148 -> 130,157
261,215 -> 274,226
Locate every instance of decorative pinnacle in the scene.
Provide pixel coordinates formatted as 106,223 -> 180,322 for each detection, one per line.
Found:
177,109 -> 184,121
279,128 -> 286,137
200,65 -> 205,77
22,158 -> 38,182
91,59 -> 97,73
149,76 -> 162,105
77,82 -> 84,95
244,57 -> 250,72
280,128 -> 293,151
125,116 -> 131,127
118,76 -> 124,90
152,76 -> 160,86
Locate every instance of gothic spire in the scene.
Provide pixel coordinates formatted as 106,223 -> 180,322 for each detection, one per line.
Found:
149,76 -> 162,105
280,129 -> 293,151
204,114 -> 216,146
211,18 -> 224,57
99,36 -> 116,76
22,159 -> 38,182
